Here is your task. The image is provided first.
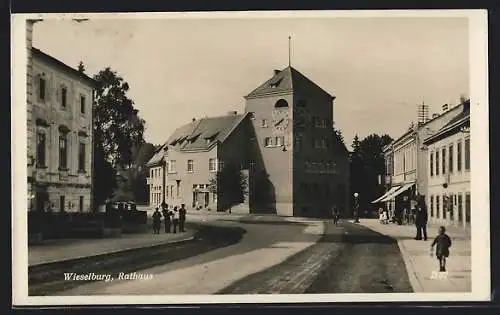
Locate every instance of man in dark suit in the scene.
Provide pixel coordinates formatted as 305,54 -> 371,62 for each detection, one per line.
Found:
415,197 -> 429,240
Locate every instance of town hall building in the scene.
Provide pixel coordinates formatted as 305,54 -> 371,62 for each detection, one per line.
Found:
148,66 -> 350,218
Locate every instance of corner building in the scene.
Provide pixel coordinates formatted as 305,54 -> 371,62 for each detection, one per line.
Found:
244,67 -> 350,217
28,47 -> 97,213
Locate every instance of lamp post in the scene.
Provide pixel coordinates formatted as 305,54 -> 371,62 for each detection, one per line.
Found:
353,192 -> 360,223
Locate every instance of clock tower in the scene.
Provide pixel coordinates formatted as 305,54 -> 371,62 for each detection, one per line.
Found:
244,66 -> 349,218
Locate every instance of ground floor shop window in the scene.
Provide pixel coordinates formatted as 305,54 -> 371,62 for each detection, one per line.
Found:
442,195 -> 447,219
436,195 -> 440,219
449,194 -> 454,221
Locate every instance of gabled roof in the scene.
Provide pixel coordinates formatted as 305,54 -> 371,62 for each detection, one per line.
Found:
32,47 -> 98,87
423,101 -> 470,145
146,143 -> 168,167
167,113 -> 248,152
245,66 -> 334,100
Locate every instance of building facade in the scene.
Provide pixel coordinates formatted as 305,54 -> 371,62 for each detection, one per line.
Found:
147,66 -> 350,218
424,101 -> 470,228
244,67 -> 350,217
159,112 -> 253,212
377,100 -> 468,220
146,144 -> 167,208
27,47 -> 97,213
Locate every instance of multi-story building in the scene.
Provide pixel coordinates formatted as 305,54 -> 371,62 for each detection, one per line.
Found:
376,100 -> 468,219
244,66 -> 350,217
424,101 -> 470,228
147,66 -> 350,218
161,112 -> 253,211
27,47 -> 97,213
146,144 -> 168,208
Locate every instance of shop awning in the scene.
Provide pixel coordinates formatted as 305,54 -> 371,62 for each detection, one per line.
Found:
371,186 -> 400,203
380,182 -> 415,202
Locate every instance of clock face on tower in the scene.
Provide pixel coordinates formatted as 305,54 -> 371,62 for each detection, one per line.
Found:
272,108 -> 290,132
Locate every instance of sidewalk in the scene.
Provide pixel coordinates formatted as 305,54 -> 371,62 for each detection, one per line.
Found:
28,229 -> 196,267
359,219 -> 471,293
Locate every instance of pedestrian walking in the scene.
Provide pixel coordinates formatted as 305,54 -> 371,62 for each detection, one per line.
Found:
430,226 -> 452,272
162,203 -> 171,233
414,199 -> 428,240
152,207 -> 162,234
172,207 -> 180,234
179,204 -> 187,232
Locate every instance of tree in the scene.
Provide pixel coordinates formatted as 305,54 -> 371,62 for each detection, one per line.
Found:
93,67 -> 146,168
77,61 -> 86,73
348,133 -> 393,216
208,164 -> 248,211
333,128 -> 345,147
93,143 -> 118,208
92,67 -> 146,207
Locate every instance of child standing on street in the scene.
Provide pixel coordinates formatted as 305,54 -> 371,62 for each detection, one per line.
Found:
430,226 -> 452,272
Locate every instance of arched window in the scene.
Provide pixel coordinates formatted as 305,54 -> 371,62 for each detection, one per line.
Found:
274,99 -> 288,108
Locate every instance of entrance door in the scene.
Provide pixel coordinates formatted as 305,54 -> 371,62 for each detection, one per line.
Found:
204,192 -> 210,208
35,189 -> 49,212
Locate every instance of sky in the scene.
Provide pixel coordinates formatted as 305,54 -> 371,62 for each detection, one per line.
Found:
31,15 -> 469,149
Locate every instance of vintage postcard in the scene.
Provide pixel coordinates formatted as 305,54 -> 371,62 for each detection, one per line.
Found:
11,10 -> 490,306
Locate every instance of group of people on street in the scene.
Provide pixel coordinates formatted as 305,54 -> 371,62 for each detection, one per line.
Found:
152,203 -> 187,234
379,196 -> 453,273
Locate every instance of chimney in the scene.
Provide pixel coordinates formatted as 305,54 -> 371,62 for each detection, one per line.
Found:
227,111 -> 237,116
274,69 -> 281,75
432,113 -> 439,119
442,104 -> 449,112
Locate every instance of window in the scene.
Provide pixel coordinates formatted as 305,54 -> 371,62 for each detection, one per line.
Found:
449,144 -> 454,173
264,137 -> 274,147
458,194 -> 463,222
60,195 -> 65,212
275,99 -> 289,108
166,186 -> 169,198
435,150 -> 440,176
79,196 -> 84,212
465,138 -> 470,170
150,169 -> 153,177
170,185 -> 174,198
59,135 -> 68,169
61,86 -> 67,108
430,195 -> 434,217
187,160 -> 194,172
168,160 -> 176,173
465,193 -> 470,223
321,138 -> 327,149
36,132 -> 46,167
38,77 -> 46,101
323,118 -> 330,128
430,152 -> 434,177
441,148 -> 446,174
209,158 -> 217,172
457,141 -> 462,171
442,195 -> 447,219
262,119 -> 268,128
436,195 -> 440,218
249,161 -> 256,173
276,136 -> 284,147
176,181 -> 180,197
80,95 -> 86,114
294,137 -> 301,152
78,142 -> 86,172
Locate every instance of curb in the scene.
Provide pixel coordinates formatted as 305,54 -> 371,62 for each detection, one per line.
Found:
397,240 -> 425,293
29,234 -> 196,267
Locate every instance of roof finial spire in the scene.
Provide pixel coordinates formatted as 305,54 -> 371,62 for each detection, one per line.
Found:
288,35 -> 292,67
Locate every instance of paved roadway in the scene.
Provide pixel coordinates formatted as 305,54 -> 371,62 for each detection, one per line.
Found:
53,216 -> 412,295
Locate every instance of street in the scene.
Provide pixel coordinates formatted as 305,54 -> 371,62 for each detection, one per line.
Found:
44,216 -> 412,295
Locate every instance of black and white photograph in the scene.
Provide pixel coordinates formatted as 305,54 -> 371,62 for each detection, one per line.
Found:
11,10 -> 490,305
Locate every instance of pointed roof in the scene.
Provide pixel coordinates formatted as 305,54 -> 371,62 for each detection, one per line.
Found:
245,66 -> 334,100
166,113 -> 248,152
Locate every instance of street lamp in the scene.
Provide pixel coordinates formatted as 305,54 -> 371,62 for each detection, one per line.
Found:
353,192 -> 360,223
